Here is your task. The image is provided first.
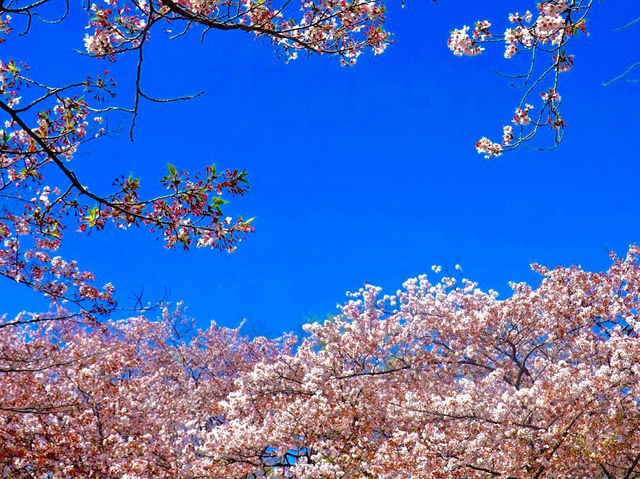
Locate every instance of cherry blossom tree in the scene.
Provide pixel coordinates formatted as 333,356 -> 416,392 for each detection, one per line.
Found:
0,1 -> 396,473
0,304 -> 296,477
182,246 -> 640,478
3,247 -> 640,477
0,0 -> 394,472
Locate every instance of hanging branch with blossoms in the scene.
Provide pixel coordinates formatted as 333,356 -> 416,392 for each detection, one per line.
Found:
448,0 -> 592,158
0,4 -> 251,319
0,53 -> 255,249
0,57 -> 252,317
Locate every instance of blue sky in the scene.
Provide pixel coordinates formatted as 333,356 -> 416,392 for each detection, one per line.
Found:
3,0 -> 639,335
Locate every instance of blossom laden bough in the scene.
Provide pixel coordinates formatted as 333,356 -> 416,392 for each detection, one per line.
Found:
83,0 -> 392,66
448,0 -> 599,157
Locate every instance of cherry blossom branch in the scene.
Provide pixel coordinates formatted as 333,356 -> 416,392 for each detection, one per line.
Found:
448,0 -> 594,158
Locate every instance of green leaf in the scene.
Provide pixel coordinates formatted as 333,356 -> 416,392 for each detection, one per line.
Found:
211,197 -> 228,207
85,206 -> 99,227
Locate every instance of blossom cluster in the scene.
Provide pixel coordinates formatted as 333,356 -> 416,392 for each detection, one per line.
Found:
449,0 -> 589,157
83,0 -> 391,65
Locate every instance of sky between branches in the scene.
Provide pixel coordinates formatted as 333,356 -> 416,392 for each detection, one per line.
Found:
2,0 -> 639,334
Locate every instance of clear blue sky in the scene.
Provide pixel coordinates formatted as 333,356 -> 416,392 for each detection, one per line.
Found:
3,1 -> 639,335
